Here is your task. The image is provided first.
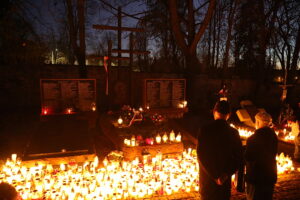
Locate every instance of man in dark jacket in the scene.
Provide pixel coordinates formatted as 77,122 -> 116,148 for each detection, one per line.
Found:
245,111 -> 278,200
197,101 -> 243,200
0,182 -> 18,200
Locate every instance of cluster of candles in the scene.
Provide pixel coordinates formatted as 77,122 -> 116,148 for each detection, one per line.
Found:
123,130 -> 182,147
230,124 -> 295,142
276,153 -> 295,174
0,149 -> 296,200
230,124 -> 255,139
0,149 -> 198,200
282,128 -> 295,142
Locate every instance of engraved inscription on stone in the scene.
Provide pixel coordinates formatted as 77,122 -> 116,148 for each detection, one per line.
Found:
41,79 -> 96,114
145,79 -> 185,108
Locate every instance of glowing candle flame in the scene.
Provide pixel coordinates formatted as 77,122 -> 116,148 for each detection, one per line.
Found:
169,130 -> 175,142
0,149 -> 294,200
162,133 -> 168,143
156,134 -> 161,144
11,154 -> 17,162
117,117 -> 123,125
176,132 -> 182,142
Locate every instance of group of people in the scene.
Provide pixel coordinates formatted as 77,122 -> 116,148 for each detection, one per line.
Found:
197,100 -> 279,200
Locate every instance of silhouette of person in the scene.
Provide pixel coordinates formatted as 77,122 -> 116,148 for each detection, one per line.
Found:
289,117 -> 300,161
245,111 -> 278,200
197,100 -> 243,200
0,182 -> 18,200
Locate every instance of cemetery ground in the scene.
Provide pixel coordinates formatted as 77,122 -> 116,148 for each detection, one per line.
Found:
1,111 -> 300,200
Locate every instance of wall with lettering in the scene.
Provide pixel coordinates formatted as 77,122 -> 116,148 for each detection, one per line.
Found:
40,79 -> 96,114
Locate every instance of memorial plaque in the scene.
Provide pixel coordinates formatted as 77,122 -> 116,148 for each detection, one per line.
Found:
144,79 -> 186,108
40,79 -> 96,114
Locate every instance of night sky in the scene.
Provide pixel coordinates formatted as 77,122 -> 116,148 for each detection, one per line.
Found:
28,0 -> 148,54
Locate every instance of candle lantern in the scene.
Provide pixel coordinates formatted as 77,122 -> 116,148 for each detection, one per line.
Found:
66,108 -> 73,114
145,138 -> 154,145
42,107 -> 49,115
117,117 -> 123,126
283,128 -> 287,135
11,154 -> 17,162
183,101 -> 187,107
60,163 -> 66,171
169,130 -> 175,142
162,133 -> 168,143
178,103 -> 184,108
150,138 -> 154,145
93,156 -> 99,168
124,139 -> 130,146
142,155 -> 148,164
103,158 -> 108,166
156,134 -> 161,144
131,135 -> 136,146
91,102 -> 96,111
176,132 -> 182,142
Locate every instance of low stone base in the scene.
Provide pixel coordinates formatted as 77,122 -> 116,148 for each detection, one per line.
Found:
122,142 -> 184,161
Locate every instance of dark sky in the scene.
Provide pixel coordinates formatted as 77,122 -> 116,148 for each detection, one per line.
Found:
29,0 -> 148,54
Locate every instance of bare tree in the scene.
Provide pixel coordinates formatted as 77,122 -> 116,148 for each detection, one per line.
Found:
223,0 -> 239,73
142,0 -> 184,72
272,0 -> 300,83
168,0 -> 216,73
66,0 -> 87,77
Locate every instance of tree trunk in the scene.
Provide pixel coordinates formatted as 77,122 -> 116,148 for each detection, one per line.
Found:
185,52 -> 202,73
77,0 -> 87,77
212,9 -> 216,68
208,21 -> 212,69
215,5 -> 221,69
168,0 -> 215,73
168,0 -> 215,111
256,0 -> 267,83
290,26 -> 300,82
223,0 -> 238,75
66,0 -> 86,77
187,0 -> 195,44
66,0 -> 77,64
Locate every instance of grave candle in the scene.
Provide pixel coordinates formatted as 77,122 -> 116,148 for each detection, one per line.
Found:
169,130 -> 175,142
162,133 -> 168,143
156,134 -> 161,144
175,132 -> 181,142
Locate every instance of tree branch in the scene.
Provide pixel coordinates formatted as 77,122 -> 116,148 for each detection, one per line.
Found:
194,0 -> 209,13
98,0 -> 145,20
190,0 -> 216,53
168,0 -> 189,53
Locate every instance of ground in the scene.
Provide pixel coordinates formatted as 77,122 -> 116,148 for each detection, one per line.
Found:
0,111 -> 300,200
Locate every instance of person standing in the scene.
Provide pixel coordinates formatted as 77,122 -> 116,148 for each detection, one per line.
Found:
245,111 -> 278,200
197,100 -> 243,200
290,117 -> 300,161
0,182 -> 18,200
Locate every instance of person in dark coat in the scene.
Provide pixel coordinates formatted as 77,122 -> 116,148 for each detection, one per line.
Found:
245,111 -> 278,200
197,100 -> 243,200
0,182 -> 18,200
